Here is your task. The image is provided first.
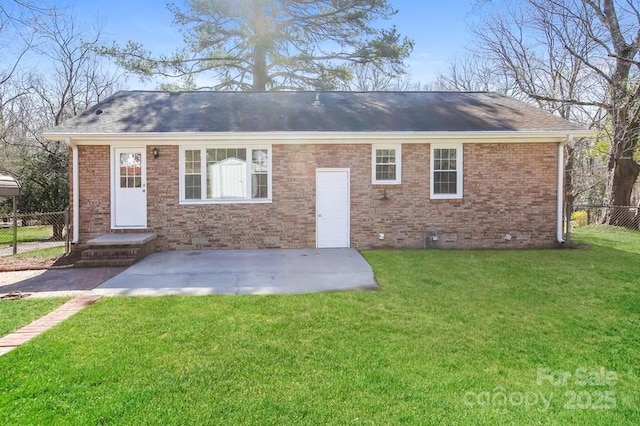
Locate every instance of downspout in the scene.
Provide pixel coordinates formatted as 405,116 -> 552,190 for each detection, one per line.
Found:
67,138 -> 80,245
557,135 -> 573,245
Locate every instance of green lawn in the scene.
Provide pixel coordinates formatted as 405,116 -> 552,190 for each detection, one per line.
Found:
0,225 -> 53,245
12,245 -> 65,259
0,298 -> 68,337
0,229 -> 638,424
571,224 -> 640,254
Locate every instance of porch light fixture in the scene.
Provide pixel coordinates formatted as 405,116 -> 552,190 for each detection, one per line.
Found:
152,147 -> 160,159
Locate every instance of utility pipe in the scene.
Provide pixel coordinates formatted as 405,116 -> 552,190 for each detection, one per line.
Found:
557,135 -> 573,244
68,139 -> 80,244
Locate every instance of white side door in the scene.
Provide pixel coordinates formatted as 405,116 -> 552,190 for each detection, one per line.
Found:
113,148 -> 147,228
316,169 -> 350,248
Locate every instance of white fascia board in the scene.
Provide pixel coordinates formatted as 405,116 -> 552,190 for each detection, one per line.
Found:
42,129 -> 595,145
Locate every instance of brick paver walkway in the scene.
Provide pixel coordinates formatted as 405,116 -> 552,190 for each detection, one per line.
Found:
0,294 -> 101,356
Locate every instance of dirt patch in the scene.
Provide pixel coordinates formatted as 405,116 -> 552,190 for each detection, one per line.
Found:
0,258 -> 57,272
0,251 -> 81,273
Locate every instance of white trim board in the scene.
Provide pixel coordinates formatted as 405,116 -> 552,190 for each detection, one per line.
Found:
44,130 -> 594,145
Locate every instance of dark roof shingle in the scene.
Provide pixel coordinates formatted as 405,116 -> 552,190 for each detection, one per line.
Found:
47,91 -> 587,134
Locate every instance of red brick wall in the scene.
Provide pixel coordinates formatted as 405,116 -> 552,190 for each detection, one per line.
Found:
75,142 -> 559,250
356,143 -> 558,249
77,145 -> 111,243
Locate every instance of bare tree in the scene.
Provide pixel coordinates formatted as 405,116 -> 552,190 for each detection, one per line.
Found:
474,0 -> 640,227
31,11 -> 120,128
0,1 -> 39,87
339,63 -> 417,91
434,54 -> 520,95
0,0 -> 52,173
1,11 -> 121,228
438,10 -> 603,202
3,12 -> 120,152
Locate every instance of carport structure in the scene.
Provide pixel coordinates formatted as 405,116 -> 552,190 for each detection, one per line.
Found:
0,174 -> 20,255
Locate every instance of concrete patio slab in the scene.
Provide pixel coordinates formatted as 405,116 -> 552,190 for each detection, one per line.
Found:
93,248 -> 377,296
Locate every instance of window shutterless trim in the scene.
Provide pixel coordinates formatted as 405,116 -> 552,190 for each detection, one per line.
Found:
179,145 -> 272,204
372,144 -> 402,184
430,143 -> 463,199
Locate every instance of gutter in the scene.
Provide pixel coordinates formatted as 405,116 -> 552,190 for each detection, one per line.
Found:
557,135 -> 574,245
41,129 -> 596,144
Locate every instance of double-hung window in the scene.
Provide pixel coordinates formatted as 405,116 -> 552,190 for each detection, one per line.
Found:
430,144 -> 463,199
180,146 -> 271,203
372,144 -> 401,184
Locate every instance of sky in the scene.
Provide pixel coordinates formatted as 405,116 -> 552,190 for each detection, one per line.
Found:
67,0 -> 482,87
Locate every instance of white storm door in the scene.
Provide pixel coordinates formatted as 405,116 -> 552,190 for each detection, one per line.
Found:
113,148 -> 147,228
316,169 -> 350,248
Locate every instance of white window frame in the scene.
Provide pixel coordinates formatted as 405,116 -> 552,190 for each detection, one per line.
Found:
430,143 -> 463,199
179,145 -> 272,204
372,144 -> 402,185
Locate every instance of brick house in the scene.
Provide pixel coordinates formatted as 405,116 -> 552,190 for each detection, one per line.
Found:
43,91 -> 591,251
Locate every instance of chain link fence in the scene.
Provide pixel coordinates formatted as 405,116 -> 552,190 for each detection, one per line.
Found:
0,211 -> 69,258
568,205 -> 640,243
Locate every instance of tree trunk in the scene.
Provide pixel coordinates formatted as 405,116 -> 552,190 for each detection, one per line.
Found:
252,45 -> 268,91
603,70 -> 640,227
604,155 -> 640,227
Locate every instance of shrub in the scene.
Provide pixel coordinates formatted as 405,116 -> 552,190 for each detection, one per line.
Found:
571,210 -> 588,228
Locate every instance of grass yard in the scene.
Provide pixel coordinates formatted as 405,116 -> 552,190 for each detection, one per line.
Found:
0,298 -> 68,337
0,225 -> 53,245
0,228 -> 638,424
12,245 -> 65,259
571,224 -> 640,254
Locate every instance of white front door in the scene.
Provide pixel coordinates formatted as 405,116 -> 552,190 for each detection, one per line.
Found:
113,148 -> 147,228
316,169 -> 350,248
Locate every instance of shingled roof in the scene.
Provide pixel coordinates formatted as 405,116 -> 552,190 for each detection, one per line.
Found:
45,91 -> 588,136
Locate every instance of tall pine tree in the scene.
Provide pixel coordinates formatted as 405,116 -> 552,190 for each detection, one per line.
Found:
101,0 -> 413,91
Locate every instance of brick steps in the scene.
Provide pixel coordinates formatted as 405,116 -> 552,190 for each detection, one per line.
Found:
76,233 -> 157,268
76,257 -> 138,268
